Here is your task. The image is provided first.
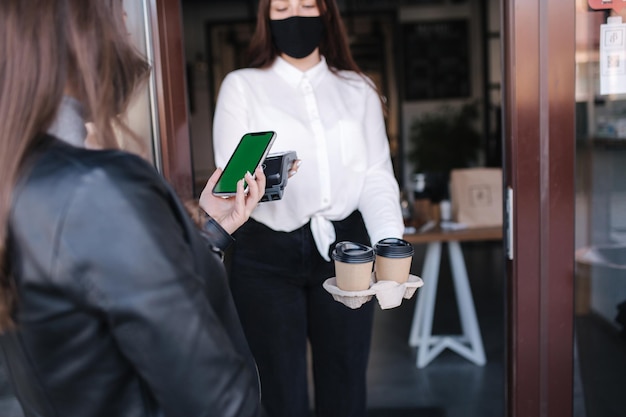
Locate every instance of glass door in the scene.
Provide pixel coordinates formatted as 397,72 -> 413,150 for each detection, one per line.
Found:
121,0 -> 161,167
574,2 -> 626,415
128,0 -> 193,199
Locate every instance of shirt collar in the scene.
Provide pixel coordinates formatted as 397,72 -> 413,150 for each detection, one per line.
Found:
47,96 -> 87,148
272,55 -> 329,89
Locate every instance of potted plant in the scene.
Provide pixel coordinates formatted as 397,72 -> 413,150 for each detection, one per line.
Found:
407,101 -> 482,203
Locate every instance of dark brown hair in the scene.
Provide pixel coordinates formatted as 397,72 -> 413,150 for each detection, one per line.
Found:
247,0 -> 387,113
0,0 -> 150,331
247,0 -> 361,75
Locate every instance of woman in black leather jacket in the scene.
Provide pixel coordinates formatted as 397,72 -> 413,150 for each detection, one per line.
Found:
0,1 -> 266,416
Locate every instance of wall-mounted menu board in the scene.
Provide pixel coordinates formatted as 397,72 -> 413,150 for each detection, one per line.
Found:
403,19 -> 471,100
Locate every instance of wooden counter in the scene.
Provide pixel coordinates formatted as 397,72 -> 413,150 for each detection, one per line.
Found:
404,225 -> 503,245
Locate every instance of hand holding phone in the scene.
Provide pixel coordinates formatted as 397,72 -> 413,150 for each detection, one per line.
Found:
199,166 -> 266,234
212,131 -> 276,197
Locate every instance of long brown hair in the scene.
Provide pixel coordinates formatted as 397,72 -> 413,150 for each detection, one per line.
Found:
247,0 -> 361,75
247,0 -> 387,113
0,0 -> 150,331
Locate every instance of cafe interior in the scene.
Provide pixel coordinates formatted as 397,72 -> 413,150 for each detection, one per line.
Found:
1,0 -> 625,416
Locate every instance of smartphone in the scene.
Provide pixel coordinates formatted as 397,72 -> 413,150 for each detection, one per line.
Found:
212,131 -> 277,196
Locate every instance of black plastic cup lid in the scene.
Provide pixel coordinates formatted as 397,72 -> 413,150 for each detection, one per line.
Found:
374,238 -> 414,258
331,241 -> 375,264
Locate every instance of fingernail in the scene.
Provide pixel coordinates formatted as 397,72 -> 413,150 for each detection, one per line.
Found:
296,160 -> 302,167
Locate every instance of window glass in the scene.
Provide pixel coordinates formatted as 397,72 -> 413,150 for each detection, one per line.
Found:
575,2 -> 626,415
122,0 -> 160,168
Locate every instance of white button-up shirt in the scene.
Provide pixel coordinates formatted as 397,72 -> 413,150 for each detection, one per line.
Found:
213,56 -> 403,260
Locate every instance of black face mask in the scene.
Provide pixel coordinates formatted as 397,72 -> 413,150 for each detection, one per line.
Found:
270,16 -> 324,59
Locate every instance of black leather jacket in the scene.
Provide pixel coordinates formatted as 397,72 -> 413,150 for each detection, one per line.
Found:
1,137 -> 263,417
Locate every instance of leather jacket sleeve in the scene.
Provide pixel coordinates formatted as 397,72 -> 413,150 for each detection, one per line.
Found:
200,216 -> 235,256
48,156 -> 262,417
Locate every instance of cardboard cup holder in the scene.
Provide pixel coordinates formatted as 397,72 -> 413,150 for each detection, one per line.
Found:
323,273 -> 424,310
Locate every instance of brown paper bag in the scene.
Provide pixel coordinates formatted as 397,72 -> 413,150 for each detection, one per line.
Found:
449,168 -> 503,228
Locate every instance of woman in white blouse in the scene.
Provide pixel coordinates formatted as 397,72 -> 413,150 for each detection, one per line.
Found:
212,0 -> 404,416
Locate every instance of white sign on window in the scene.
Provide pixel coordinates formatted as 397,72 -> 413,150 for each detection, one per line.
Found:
601,16 -> 626,95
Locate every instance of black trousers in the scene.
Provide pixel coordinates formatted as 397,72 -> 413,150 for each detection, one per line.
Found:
230,211 -> 374,417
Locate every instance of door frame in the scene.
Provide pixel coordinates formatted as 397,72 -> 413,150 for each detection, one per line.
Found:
151,0 -> 579,415
502,0 -> 575,416
149,0 -> 193,200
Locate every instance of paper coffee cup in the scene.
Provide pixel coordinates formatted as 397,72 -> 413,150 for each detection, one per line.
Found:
332,241 -> 375,291
374,238 -> 414,283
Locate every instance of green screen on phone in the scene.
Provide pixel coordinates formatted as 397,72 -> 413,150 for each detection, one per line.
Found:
213,131 -> 275,194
